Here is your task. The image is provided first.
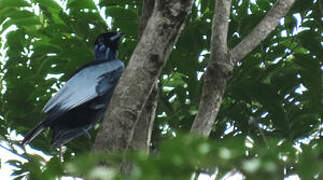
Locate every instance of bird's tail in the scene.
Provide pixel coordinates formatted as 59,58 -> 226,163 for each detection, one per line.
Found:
22,121 -> 47,145
51,123 -> 94,148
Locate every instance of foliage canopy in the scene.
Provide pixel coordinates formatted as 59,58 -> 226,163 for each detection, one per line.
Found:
0,0 -> 322,179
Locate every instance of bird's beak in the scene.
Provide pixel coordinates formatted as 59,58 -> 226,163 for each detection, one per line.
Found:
110,32 -> 124,41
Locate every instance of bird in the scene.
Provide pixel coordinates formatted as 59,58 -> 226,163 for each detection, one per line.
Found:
22,32 -> 124,148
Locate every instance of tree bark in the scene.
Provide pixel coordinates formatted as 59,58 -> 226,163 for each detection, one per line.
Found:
93,0 -> 194,153
139,0 -> 155,37
191,0 -> 296,136
130,81 -> 158,153
230,0 -> 296,63
190,0 -> 232,136
127,0 -> 157,154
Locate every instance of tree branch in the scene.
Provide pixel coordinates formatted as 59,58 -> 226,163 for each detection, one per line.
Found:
139,0 -> 155,37
230,0 -> 296,63
129,0 -> 158,153
191,0 -> 296,136
130,81 -> 158,153
93,0 -> 194,152
190,0 -> 232,136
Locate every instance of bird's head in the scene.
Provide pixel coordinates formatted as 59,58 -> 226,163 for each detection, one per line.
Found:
94,32 -> 123,61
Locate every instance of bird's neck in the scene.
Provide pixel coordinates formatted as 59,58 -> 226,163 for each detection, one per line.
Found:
95,46 -> 118,61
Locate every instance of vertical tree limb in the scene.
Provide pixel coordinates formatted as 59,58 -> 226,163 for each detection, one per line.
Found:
139,0 -> 155,37
129,0 -> 157,154
191,0 -> 232,136
190,0 -> 296,136
93,0 -> 194,152
130,81 -> 158,153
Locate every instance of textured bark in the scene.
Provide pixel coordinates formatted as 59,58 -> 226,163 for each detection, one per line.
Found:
191,0 -> 296,136
130,82 -> 158,153
128,0 -> 157,154
93,0 -> 194,153
139,0 -> 155,37
191,0 -> 232,136
230,0 -> 296,63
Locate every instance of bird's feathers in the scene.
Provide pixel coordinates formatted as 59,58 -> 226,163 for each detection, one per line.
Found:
22,32 -> 124,147
22,121 -> 47,145
51,124 -> 94,148
43,59 -> 124,118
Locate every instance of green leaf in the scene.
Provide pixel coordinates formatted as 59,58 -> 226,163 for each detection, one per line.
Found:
294,54 -> 321,112
0,0 -> 30,8
106,7 -> 139,37
36,0 -> 61,9
67,0 -> 96,10
162,72 -> 186,88
297,30 -> 322,55
1,9 -> 41,31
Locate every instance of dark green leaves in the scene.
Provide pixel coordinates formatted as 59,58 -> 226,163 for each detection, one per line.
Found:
67,0 -> 96,10
0,0 -> 322,179
0,0 -> 29,8
106,7 -> 139,37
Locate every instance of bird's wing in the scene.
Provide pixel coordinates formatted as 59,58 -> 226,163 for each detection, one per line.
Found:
42,59 -> 124,116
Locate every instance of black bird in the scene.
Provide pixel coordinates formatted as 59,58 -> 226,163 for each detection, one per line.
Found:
22,32 -> 124,148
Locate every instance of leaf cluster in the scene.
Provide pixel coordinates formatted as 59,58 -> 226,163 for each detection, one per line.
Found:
0,0 -> 322,179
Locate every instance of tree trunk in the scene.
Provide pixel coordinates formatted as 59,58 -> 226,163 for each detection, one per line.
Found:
93,0 -> 194,155
128,0 -> 157,154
